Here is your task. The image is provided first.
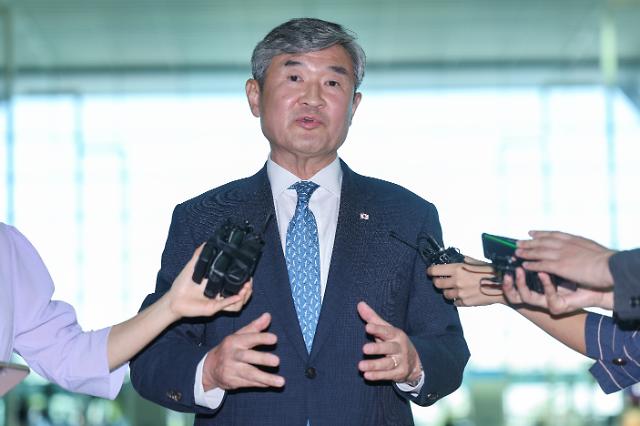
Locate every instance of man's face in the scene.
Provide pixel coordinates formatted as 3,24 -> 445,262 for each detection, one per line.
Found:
246,44 -> 362,170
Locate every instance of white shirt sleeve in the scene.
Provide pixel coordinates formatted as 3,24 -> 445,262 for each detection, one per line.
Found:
394,371 -> 425,397
194,353 -> 226,409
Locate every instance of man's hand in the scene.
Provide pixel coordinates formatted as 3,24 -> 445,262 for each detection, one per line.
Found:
357,301 -> 422,384
202,313 -> 285,391
428,257 -> 504,307
502,267 -> 613,314
516,231 -> 615,289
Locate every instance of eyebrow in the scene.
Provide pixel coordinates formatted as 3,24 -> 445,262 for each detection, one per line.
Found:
329,65 -> 348,76
283,60 -> 349,76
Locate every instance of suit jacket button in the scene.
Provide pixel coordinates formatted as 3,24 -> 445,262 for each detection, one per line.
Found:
166,390 -> 182,401
613,358 -> 627,366
305,367 -> 317,379
426,393 -> 439,402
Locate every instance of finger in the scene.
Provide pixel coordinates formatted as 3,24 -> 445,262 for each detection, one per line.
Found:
236,313 -> 272,335
362,370 -> 397,381
222,300 -> 246,312
172,244 -> 206,289
501,274 -> 522,304
237,348 -> 281,368
539,273 -> 566,314
538,273 -> 557,299
513,268 -> 545,306
427,264 -> 455,277
442,289 -> 458,301
359,356 -> 399,373
241,280 -> 254,302
515,242 -> 564,260
516,235 -> 564,252
431,276 -> 451,290
513,267 -> 532,296
357,301 -> 391,326
528,230 -> 572,240
362,340 -> 399,356
365,323 -> 396,341
519,260 -> 553,271
212,294 -> 244,311
188,244 -> 205,267
225,282 -> 253,310
234,331 -> 278,349
461,266 -> 495,276
237,366 -> 285,388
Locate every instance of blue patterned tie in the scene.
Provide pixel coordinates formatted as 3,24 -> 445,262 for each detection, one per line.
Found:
285,181 -> 321,354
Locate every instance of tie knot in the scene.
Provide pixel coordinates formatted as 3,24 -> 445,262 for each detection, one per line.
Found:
290,181 -> 319,206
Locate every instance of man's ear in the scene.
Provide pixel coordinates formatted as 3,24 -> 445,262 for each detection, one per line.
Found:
245,79 -> 261,117
349,92 -> 363,125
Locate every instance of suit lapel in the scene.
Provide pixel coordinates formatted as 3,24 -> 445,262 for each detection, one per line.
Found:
310,162 -> 372,360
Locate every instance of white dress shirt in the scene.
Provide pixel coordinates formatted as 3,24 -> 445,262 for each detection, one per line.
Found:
194,157 -> 422,408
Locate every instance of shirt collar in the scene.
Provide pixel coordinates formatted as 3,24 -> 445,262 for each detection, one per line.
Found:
267,156 -> 343,198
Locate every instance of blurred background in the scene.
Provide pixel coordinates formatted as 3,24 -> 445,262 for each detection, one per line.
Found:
1,0 -> 640,425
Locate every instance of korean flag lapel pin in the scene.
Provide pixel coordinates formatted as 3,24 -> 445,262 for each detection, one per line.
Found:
359,212 -> 369,221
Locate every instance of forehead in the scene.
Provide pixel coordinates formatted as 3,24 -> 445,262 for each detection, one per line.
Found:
267,45 -> 355,77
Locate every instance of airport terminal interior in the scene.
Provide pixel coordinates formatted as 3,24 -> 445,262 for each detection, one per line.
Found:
1,0 -> 640,425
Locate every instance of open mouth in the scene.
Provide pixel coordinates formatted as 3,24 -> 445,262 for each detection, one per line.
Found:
296,115 -> 322,128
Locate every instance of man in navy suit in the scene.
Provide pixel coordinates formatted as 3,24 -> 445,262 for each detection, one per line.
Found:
130,18 -> 469,425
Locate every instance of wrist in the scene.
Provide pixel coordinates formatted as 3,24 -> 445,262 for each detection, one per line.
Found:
160,290 -> 182,323
600,250 -> 615,287
405,360 -> 423,386
202,350 -> 220,391
597,291 -> 614,310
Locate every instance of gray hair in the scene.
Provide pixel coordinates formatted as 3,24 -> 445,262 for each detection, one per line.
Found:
251,18 -> 366,91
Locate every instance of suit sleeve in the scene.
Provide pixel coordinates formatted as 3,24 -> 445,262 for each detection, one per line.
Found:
129,205 -> 216,414
611,249 -> 640,321
585,312 -> 640,393
394,204 -> 470,406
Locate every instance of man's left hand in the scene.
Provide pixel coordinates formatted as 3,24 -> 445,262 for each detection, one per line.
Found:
357,301 -> 422,384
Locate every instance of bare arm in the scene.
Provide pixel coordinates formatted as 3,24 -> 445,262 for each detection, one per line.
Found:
430,259 -> 588,355
502,268 -> 588,355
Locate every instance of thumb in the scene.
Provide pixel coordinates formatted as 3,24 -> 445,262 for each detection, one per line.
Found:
237,312 -> 271,334
357,301 -> 389,326
188,244 -> 205,267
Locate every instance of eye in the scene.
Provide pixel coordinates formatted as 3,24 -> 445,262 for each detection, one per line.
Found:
288,75 -> 300,82
326,80 -> 340,87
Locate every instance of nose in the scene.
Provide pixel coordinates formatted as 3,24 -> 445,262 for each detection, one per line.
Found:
300,82 -> 324,108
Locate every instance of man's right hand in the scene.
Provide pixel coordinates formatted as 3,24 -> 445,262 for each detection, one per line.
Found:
202,312 -> 285,391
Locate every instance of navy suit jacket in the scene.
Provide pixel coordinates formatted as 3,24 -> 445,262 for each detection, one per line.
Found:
611,249 -> 640,321
130,162 -> 470,426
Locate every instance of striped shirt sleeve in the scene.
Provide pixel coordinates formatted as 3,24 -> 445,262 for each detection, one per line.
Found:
585,312 -> 640,393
